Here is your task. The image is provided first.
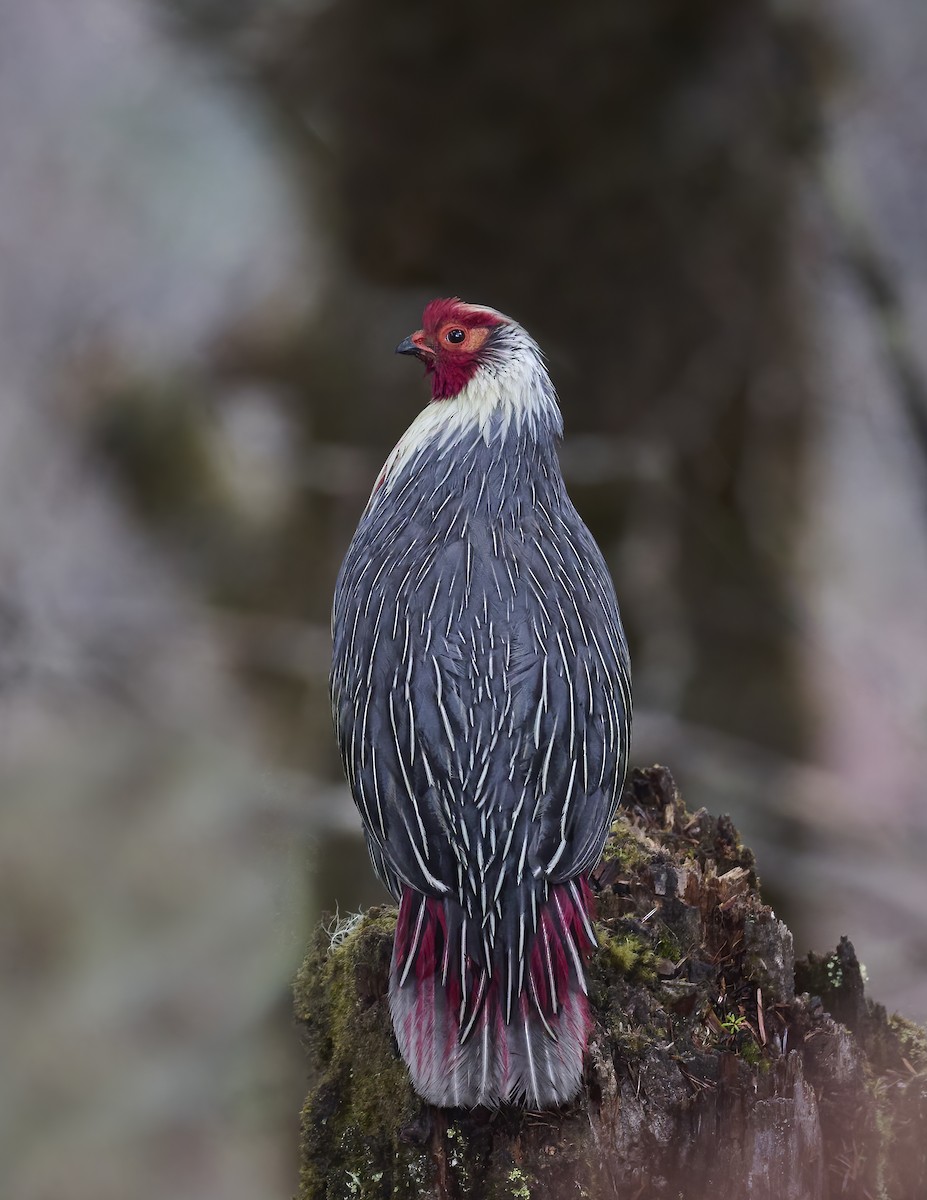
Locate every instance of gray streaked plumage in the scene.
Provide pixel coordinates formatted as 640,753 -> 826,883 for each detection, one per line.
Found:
330,305 -> 631,1107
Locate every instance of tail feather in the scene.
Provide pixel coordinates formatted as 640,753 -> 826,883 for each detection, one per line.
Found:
389,880 -> 596,1108
503,988 -> 590,1107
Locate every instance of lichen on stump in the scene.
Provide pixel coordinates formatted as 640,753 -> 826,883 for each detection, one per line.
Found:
295,766 -> 927,1199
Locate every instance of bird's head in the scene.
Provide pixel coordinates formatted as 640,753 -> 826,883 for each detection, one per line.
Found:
379,298 -> 561,489
396,298 -> 509,401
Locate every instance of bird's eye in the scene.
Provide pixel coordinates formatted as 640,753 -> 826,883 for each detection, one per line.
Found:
446,328 -> 466,344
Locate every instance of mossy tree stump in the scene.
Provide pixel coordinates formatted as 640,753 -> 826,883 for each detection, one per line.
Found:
295,767 -> 927,1199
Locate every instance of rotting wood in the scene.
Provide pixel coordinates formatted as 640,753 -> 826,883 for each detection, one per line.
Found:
295,766 -> 927,1200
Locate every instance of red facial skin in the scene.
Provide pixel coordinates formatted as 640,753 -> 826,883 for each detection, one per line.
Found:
408,298 -> 506,401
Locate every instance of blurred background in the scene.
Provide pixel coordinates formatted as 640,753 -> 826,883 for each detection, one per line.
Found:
3,0 -> 927,1195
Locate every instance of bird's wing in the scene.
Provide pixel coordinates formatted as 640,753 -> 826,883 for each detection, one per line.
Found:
505,506 -> 631,884
331,532 -> 477,901
331,501 -> 630,905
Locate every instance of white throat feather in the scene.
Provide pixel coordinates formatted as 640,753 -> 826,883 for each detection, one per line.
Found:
375,323 -> 562,498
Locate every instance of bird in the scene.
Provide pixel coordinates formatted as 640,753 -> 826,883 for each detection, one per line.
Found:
330,298 -> 631,1108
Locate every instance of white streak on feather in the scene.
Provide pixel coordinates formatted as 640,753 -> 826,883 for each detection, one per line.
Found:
399,894 -> 429,986
368,744 -> 386,839
388,691 -> 428,858
554,891 -> 587,994
398,806 -> 448,892
432,656 -> 455,751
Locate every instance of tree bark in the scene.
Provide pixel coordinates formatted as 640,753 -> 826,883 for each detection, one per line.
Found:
294,766 -> 927,1199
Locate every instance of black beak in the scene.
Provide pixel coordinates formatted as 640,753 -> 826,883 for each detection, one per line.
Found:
395,336 -> 419,356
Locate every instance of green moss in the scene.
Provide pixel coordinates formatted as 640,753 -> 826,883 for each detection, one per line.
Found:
596,930 -> 657,985
446,1123 -> 474,1192
825,954 -> 844,989
507,1166 -> 533,1199
296,908 -> 427,1200
888,1014 -> 927,1069
794,945 -> 849,1006
600,819 -> 648,872
654,927 -> 682,962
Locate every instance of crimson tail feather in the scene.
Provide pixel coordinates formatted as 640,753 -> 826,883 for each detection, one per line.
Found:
388,880 -> 596,1108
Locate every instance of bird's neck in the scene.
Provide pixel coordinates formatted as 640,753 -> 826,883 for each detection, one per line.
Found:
376,352 -> 563,499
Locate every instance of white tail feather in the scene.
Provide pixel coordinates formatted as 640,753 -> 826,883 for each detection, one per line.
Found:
389,952 -> 589,1108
